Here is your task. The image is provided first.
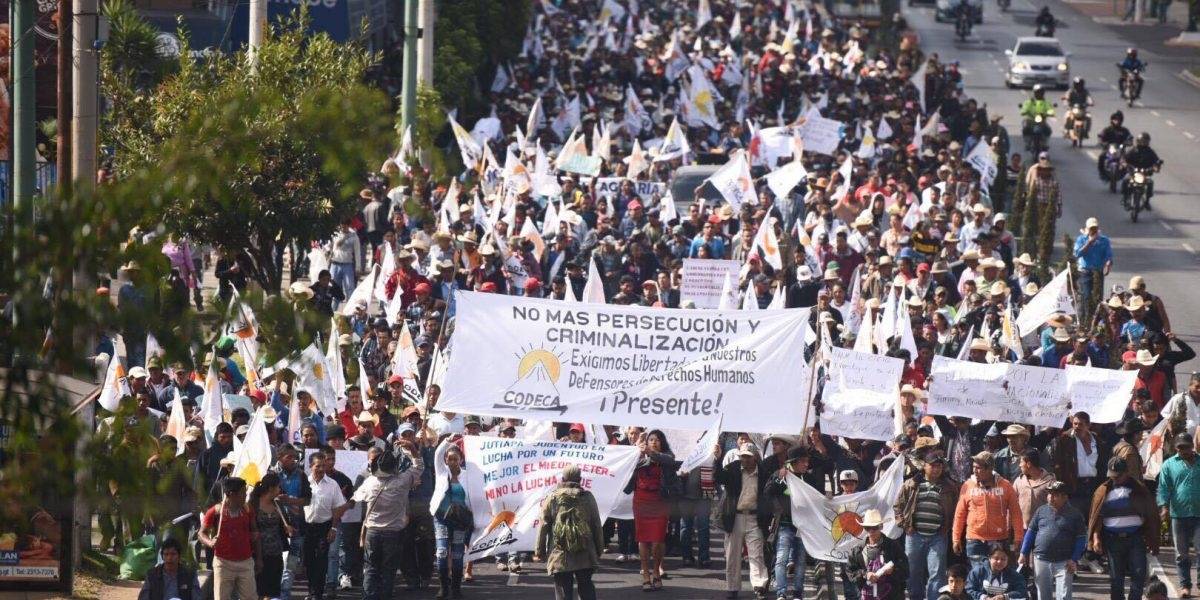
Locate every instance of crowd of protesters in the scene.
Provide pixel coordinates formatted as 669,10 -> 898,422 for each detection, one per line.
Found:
70,0 -> 1200,598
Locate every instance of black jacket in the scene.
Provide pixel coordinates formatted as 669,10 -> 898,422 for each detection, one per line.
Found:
846,534 -> 909,600
138,564 -> 200,600
714,457 -> 773,533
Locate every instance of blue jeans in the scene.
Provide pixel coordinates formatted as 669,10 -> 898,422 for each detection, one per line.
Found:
280,534 -> 303,599
330,262 -> 356,306
905,532 -> 948,600
1173,517 -> 1200,590
363,529 -> 403,600
773,525 -> 806,597
326,523 -> 342,586
1034,557 -> 1074,600
434,516 -> 471,578
679,499 -> 711,562
1077,268 -> 1103,314
966,539 -> 1003,571
1103,532 -> 1147,600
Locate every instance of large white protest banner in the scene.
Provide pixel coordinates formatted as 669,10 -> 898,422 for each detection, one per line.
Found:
462,437 -> 640,560
926,356 -> 1070,428
787,457 -> 905,562
1064,365 -> 1137,424
680,259 -> 742,309
819,349 -> 904,441
439,291 -> 811,432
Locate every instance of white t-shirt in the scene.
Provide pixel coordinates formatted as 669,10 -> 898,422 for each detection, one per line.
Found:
427,412 -> 465,437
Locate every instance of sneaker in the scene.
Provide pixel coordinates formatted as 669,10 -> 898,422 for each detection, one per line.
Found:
338,575 -> 353,590
497,560 -> 508,572
616,554 -> 628,563
508,561 -> 522,574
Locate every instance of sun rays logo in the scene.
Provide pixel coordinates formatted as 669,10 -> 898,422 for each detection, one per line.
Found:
830,501 -> 865,544
496,345 -> 568,414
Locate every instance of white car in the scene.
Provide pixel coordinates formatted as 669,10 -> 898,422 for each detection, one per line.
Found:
1005,37 -> 1071,89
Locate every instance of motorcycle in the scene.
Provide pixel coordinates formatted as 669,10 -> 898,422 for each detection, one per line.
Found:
1023,113 -> 1052,155
1120,66 -> 1146,107
998,0 -> 1010,11
956,8 -> 973,40
1035,19 -> 1056,36
1101,144 -> 1125,193
1064,104 -> 1090,147
1123,168 -> 1153,222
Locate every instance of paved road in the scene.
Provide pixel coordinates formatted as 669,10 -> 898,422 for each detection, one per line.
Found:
907,0 -> 1200,388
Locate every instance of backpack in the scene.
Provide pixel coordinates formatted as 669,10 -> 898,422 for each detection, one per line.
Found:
552,490 -> 590,554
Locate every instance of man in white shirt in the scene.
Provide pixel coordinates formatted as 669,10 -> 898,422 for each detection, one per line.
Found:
304,451 -> 352,600
426,411 -> 465,437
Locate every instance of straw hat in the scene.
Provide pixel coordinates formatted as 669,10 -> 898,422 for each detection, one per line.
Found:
1135,349 -> 1159,366
859,509 -> 884,528
1125,295 -> 1146,311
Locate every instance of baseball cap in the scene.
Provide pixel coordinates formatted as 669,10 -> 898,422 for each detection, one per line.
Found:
838,470 -> 859,482
569,423 -> 586,433
1175,433 -> 1194,448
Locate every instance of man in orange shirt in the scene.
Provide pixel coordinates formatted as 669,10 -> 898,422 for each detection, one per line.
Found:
952,451 -> 1025,570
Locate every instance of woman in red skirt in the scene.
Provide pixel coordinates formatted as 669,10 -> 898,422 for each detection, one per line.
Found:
628,429 -> 676,591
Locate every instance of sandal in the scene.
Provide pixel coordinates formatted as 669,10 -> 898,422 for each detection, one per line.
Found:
641,571 -> 653,592
652,576 -> 663,590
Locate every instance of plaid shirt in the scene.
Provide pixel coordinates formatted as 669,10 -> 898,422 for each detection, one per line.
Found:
360,336 -> 388,383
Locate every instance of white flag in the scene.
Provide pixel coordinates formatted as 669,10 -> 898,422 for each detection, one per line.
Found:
448,112 -> 483,167
877,118 -> 894,141
97,353 -> 131,413
787,455 -> 906,562
696,0 -> 712,29
678,414 -> 724,474
230,410 -> 273,485
1015,269 -> 1075,336
201,354 -> 224,439
752,218 -> 784,270
165,389 -> 188,455
1140,417 -> 1170,480
343,265 -> 379,316
490,64 -> 511,93
624,139 -> 650,180
706,150 -> 754,209
624,85 -> 649,137
766,159 -> 808,200
526,97 -> 544,137
583,258 -> 607,304
654,117 -> 691,162
729,10 -> 741,39
326,318 -> 346,412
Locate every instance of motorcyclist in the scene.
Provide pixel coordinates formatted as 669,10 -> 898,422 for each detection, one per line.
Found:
1061,77 -> 1092,137
1123,132 -> 1163,209
1019,85 -> 1054,139
1096,111 -> 1132,178
1118,48 -> 1146,96
1035,6 -> 1056,34
954,0 -> 977,28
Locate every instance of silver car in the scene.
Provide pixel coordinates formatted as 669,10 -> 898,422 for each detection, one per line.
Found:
1005,37 -> 1070,89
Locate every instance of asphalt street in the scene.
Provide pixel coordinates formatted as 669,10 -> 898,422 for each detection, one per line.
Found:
910,0 -> 1200,388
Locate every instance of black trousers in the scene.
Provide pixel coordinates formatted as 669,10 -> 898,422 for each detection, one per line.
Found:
303,521 -> 334,598
399,502 -> 435,582
553,568 -> 597,600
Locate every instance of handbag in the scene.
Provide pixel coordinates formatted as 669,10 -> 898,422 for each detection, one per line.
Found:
658,463 -> 683,500
441,502 -> 474,530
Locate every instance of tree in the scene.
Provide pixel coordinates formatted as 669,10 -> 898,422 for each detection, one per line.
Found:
433,0 -> 530,116
103,15 -> 393,293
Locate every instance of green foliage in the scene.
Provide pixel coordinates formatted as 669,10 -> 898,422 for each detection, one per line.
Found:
103,14 -> 393,293
101,0 -> 174,91
433,0 -> 529,115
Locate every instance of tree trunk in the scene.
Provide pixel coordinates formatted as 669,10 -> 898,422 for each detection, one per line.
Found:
247,242 -> 281,294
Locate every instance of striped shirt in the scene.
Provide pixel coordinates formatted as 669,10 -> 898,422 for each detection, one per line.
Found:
914,481 -> 945,535
1101,484 -> 1143,534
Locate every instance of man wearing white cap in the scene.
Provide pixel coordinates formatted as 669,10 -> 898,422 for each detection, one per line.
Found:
713,442 -> 770,599
1072,217 -> 1112,316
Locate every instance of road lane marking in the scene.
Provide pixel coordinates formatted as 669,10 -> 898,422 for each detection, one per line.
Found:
1084,149 -> 1100,160
1161,221 -> 1174,232
1166,119 -> 1176,127
1151,110 -> 1160,117
1184,243 -> 1197,254
1099,76 -> 1108,83
1186,132 -> 1196,140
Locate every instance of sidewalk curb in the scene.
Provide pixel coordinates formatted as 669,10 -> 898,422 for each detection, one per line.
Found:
1177,69 -> 1200,90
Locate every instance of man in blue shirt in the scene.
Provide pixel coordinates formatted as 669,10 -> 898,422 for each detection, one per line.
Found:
1073,217 -> 1113,316
1020,481 -> 1086,600
689,219 -> 728,259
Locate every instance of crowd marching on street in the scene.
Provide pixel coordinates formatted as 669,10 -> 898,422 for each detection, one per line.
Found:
59,0 -> 1200,599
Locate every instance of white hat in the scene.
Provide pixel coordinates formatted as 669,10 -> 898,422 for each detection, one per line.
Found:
1135,349 -> 1159,366
859,509 -> 884,528
1085,217 -> 1100,230
796,265 -> 814,283
838,470 -> 859,482
736,443 -> 760,458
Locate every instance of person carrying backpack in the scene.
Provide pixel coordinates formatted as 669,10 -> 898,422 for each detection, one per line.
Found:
536,464 -> 605,600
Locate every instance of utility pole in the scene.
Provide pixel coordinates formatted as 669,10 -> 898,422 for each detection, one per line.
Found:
400,0 -> 419,131
248,0 -> 266,64
416,0 -> 434,85
72,0 -> 97,299
11,0 -> 37,268
58,0 -> 73,199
